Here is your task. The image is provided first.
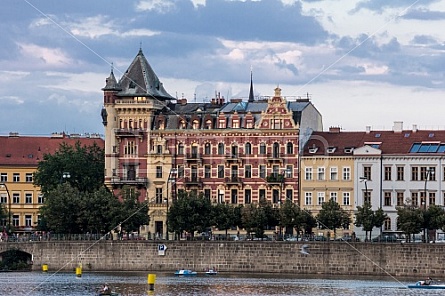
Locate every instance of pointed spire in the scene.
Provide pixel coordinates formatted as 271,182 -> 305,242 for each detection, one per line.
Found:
248,66 -> 254,102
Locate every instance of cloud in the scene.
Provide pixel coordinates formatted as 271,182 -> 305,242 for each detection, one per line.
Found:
402,8 -> 445,20
18,43 -> 73,67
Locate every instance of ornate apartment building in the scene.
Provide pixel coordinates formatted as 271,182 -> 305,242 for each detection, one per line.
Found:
101,49 -> 323,237
0,133 -> 104,235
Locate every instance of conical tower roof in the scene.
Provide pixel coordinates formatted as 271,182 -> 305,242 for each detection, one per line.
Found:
118,49 -> 174,100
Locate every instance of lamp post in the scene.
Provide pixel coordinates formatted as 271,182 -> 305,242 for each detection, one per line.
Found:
359,177 -> 368,205
0,183 -> 12,235
423,168 -> 433,243
165,168 -> 177,240
62,171 -> 71,182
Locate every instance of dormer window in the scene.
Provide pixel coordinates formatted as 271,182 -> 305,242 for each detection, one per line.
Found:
327,147 -> 336,153
308,147 -> 318,154
218,118 -> 226,129
232,119 -> 239,128
179,120 -> 186,129
344,147 -> 354,153
246,119 -> 253,129
192,119 -> 199,130
205,120 -> 212,129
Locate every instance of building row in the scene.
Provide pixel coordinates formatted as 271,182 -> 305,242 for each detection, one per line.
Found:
1,49 -> 444,240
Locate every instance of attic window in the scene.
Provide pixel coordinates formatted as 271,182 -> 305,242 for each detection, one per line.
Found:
404,133 -> 410,138
365,142 -> 381,149
6,154 -> 11,158
308,147 -> 318,153
28,154 -> 33,158
344,147 -> 354,153
129,81 -> 136,88
429,133 -> 435,138
375,133 -> 381,138
327,147 -> 336,153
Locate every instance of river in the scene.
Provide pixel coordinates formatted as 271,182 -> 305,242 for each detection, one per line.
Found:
0,271 -> 437,296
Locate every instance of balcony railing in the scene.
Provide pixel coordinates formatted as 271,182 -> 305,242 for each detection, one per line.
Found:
185,153 -> 202,163
266,174 -> 284,185
266,153 -> 283,162
110,177 -> 148,185
225,176 -> 242,185
184,177 -> 203,187
114,128 -> 144,137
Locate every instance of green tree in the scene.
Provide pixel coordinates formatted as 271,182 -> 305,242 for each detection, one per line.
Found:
211,203 -> 236,238
424,204 -> 445,242
33,142 -> 104,194
354,202 -> 387,241
397,205 -> 423,241
115,186 -> 150,238
316,199 -> 351,237
295,208 -> 317,238
167,191 -> 212,239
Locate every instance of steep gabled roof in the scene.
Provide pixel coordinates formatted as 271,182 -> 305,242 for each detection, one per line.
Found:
118,49 -> 174,100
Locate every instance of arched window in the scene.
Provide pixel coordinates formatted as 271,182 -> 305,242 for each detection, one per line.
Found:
259,143 -> 266,155
192,119 -> 199,129
218,143 -> 225,155
245,143 -> 252,155
273,142 -> 280,158
287,142 -> 293,154
204,143 -> 211,155
178,143 -> 184,155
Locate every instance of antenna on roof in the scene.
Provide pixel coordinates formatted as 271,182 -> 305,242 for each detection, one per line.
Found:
111,62 -> 114,74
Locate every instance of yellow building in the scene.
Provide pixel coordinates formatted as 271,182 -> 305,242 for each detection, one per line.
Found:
0,132 -> 103,236
300,127 -> 356,239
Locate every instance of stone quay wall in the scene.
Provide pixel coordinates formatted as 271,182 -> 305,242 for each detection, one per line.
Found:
3,241 -> 445,277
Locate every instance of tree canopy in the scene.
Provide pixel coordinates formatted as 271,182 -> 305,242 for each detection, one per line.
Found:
316,199 -> 351,236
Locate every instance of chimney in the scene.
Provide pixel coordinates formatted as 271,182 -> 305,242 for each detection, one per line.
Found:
392,121 -> 403,133
329,126 -> 341,133
365,126 -> 371,134
412,124 -> 418,132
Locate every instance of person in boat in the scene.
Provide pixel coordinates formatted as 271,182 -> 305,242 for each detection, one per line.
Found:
100,284 -> 111,295
424,277 -> 433,285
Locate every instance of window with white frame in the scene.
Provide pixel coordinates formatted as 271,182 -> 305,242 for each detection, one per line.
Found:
286,165 -> 292,178
317,192 -> 325,205
317,167 -> 325,180
25,215 -> 32,227
0,173 -> 7,182
26,173 -> 33,183
13,193 -> 19,204
305,167 -> 312,180
25,193 -> 32,204
13,173 -> 20,182
343,192 -> 350,205
330,192 -> 337,203
330,167 -> 338,180
38,194 -> 44,204
305,192 -> 312,205
343,167 -> 351,180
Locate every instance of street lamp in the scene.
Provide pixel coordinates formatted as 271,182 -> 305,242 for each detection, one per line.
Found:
165,168 -> 177,240
359,177 -> 368,205
0,183 -> 12,235
62,171 -> 71,182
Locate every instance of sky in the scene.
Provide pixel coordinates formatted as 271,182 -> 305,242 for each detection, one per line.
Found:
1,0 -> 445,136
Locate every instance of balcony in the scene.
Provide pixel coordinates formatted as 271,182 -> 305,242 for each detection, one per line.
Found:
266,174 -> 284,185
225,176 -> 242,186
185,153 -> 202,164
225,154 -> 243,164
266,153 -> 283,163
184,177 -> 203,187
110,177 -> 148,186
114,128 -> 144,137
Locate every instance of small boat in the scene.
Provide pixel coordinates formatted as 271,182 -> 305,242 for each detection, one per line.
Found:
205,269 -> 218,275
408,279 -> 445,289
174,269 -> 197,276
97,292 -> 120,296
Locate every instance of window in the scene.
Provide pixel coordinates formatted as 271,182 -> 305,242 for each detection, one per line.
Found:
0,193 -> 6,204
13,193 -> 19,204
177,165 -> 184,178
384,218 -> 391,231
124,141 -> 137,155
286,165 -> 292,178
25,215 -> 32,227
272,189 -> 280,204
204,165 -> 211,178
217,165 -> 224,178
305,167 -> 313,180
259,143 -> 266,155
411,167 -> 418,181
429,192 -> 436,206
25,193 -> 32,204
397,192 -> 404,206
384,167 -> 391,181
204,189 -> 211,201
330,167 -> 338,181
384,192 -> 392,206
232,119 -> 239,128
231,189 -> 238,204
259,165 -> 266,179
317,167 -> 325,180
178,143 -> 184,155
286,189 -> 292,201
192,119 -> 199,129
205,119 -> 212,129
245,189 -> 252,204
343,167 -> 350,181
0,173 -> 6,182
218,143 -> 225,155
156,145 -> 162,154
204,143 -> 211,155
245,165 -> 252,178
397,166 -> 404,181
156,166 -> 163,178
363,166 -> 371,181
305,192 -> 312,205
317,192 -> 325,205
245,143 -> 252,155
411,192 -> 418,206
330,192 -> 337,203
259,189 -> 266,201
343,192 -> 350,205
217,189 -> 224,203
286,142 -> 293,154
12,215 -> 19,227
364,191 -> 371,204
38,194 -> 44,204
13,173 -> 20,182
25,173 -> 33,183
155,188 -> 163,204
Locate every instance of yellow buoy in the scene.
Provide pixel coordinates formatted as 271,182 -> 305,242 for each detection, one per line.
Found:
75,265 -> 82,277
147,273 -> 156,291
42,264 -> 48,272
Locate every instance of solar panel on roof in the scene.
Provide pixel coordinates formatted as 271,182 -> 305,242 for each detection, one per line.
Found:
409,143 -> 421,153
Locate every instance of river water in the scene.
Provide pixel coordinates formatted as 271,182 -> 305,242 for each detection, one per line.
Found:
0,271 -> 438,296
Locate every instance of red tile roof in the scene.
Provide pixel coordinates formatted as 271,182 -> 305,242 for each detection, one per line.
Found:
303,129 -> 445,156
0,135 -> 104,166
